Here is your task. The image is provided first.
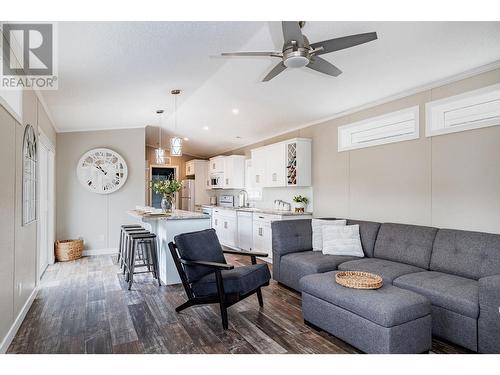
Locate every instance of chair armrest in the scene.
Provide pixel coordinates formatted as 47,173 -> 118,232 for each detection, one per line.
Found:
479,275 -> 500,307
179,258 -> 234,270
223,249 -> 268,258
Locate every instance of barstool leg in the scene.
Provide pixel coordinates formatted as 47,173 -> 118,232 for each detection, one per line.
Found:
117,228 -> 124,265
151,239 -> 161,286
128,239 -> 136,290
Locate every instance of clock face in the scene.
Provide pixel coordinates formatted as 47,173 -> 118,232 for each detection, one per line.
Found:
77,148 -> 128,194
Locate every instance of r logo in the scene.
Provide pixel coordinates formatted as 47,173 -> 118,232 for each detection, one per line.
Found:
2,23 -> 53,76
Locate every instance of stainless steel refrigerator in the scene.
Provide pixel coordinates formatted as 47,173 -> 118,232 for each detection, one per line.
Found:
180,180 -> 195,211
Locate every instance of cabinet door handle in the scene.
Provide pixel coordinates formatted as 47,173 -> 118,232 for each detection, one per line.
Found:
258,227 -> 263,236
212,163 -> 216,169
214,219 -> 218,226
225,178 -> 229,185
258,216 -> 264,219
224,221 -> 228,229
256,175 -> 260,183
272,173 -> 277,182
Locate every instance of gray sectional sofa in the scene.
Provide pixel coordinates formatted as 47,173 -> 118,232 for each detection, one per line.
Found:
271,218 -> 500,353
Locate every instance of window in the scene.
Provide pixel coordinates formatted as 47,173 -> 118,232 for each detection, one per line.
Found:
23,124 -> 37,226
338,106 -> 419,152
426,84 -> 500,137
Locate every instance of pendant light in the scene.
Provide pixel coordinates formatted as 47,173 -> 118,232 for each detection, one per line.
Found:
155,109 -> 167,164
170,89 -> 183,157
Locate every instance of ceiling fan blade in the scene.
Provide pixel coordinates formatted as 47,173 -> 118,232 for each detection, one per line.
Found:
307,56 -> 342,77
262,62 -> 287,82
282,21 -> 305,47
221,51 -> 281,57
311,32 -> 377,55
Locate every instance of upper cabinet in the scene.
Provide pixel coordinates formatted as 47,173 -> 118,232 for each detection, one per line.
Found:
207,155 -> 245,190
249,138 -> 312,188
223,155 -> 245,189
208,156 -> 225,173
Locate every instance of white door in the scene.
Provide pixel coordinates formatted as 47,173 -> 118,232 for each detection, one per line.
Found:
38,132 -> 56,279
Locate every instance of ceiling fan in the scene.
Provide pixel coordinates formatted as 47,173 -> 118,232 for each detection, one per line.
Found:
221,21 -> 377,82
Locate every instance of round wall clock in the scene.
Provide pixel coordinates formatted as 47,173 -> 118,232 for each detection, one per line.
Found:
77,148 -> 128,194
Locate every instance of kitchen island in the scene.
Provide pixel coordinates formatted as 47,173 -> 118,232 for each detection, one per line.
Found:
128,209 -> 211,285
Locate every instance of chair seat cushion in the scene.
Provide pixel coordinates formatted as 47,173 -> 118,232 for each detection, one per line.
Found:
280,251 -> 359,291
338,258 -> 425,283
192,263 -> 271,297
393,271 -> 479,318
300,271 -> 430,328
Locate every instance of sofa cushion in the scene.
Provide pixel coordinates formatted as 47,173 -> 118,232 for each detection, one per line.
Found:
394,271 -> 479,318
174,229 -> 226,282
346,219 -> 381,258
430,229 -> 500,280
374,223 -> 438,269
338,258 -> 425,283
279,251 -> 359,291
300,271 -> 430,328
192,263 -> 271,297
271,219 -> 313,256
312,219 -> 346,251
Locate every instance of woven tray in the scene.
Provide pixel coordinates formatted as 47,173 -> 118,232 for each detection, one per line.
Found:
335,271 -> 383,290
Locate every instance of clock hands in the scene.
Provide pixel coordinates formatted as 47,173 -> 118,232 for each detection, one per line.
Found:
96,164 -> 107,175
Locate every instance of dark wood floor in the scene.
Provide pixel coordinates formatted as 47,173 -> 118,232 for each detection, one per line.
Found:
8,254 -> 471,354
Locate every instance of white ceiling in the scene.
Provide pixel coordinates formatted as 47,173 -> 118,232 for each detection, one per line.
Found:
46,21 -> 500,157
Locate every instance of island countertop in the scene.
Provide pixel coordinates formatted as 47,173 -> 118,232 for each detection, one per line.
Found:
128,209 -> 210,221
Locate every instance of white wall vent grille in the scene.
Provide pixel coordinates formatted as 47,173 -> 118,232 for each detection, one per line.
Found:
338,106 -> 419,152
426,84 -> 500,137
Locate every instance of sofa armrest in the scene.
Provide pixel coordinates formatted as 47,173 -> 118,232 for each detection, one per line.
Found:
478,275 -> 500,353
271,219 -> 312,281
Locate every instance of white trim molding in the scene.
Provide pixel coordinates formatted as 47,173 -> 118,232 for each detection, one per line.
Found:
0,287 -> 38,353
338,106 -> 420,152
426,83 -> 500,137
82,248 -> 117,257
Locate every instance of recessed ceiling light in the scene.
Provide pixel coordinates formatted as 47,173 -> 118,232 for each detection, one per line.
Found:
183,137 -> 189,141
231,108 -> 240,115
202,126 -> 209,130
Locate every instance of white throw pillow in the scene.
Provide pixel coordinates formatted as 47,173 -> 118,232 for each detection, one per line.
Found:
321,224 -> 364,257
311,219 -> 347,251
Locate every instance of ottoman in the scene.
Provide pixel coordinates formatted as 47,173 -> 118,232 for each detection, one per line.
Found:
300,271 -> 432,354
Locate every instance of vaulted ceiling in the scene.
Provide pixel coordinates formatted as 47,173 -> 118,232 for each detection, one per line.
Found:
44,21 -> 500,157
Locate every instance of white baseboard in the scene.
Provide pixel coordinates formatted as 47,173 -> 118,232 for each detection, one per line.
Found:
0,286 -> 39,353
82,248 -> 117,256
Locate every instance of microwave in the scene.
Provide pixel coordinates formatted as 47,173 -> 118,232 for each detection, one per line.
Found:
210,173 -> 224,189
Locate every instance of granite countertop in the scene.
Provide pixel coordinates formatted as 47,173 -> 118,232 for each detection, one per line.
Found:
201,205 -> 312,216
128,209 -> 210,220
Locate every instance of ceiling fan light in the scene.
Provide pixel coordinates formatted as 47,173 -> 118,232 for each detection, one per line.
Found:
170,136 -> 183,157
284,55 -> 309,68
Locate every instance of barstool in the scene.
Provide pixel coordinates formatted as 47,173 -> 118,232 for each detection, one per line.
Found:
122,228 -> 150,273
118,225 -> 145,269
124,232 -> 160,290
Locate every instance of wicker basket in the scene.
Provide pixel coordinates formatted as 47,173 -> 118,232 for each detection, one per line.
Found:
335,271 -> 383,290
55,239 -> 84,262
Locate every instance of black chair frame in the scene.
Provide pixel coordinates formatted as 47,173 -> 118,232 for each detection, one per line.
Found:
168,242 -> 269,329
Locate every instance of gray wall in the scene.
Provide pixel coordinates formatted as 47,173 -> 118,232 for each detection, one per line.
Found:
56,128 -> 145,251
0,89 -> 56,350
229,68 -> 500,234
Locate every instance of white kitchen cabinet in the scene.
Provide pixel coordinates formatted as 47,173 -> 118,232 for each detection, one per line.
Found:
209,156 -> 225,173
250,148 -> 267,188
252,215 -> 273,258
185,160 -> 195,176
212,208 -> 237,248
266,142 -> 287,187
223,155 -> 245,189
249,138 -> 311,188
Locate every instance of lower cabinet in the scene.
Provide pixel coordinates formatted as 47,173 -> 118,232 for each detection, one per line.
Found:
252,216 -> 273,258
212,208 -> 237,249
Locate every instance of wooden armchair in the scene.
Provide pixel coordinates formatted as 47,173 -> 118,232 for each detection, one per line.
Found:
168,229 -> 271,329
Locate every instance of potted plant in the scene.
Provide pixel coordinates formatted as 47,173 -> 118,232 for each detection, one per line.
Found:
151,178 -> 182,213
292,195 -> 309,213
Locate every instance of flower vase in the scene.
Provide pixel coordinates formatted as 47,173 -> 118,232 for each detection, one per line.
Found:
161,196 -> 172,213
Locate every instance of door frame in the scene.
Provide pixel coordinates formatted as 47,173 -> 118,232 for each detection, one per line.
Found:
148,164 -> 179,208
37,128 -> 55,282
